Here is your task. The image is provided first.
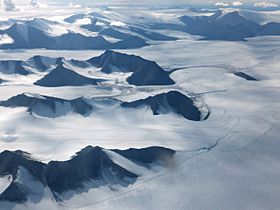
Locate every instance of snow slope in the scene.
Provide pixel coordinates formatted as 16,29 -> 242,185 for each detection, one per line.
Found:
0,175 -> 12,195
0,146 -> 174,206
0,4 -> 279,210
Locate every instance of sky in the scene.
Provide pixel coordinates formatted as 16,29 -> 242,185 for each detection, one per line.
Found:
49,0 -> 280,9
2,0 -> 280,10
57,0 -> 280,4
10,0 -> 280,4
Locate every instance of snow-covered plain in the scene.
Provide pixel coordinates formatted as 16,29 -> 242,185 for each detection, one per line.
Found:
0,4 -> 280,210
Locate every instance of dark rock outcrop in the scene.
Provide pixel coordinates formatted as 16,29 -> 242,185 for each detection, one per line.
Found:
122,91 -> 202,121
233,72 -> 258,81
0,60 -> 30,75
0,146 -> 175,202
0,93 -> 93,118
151,11 -> 280,41
0,151 -> 44,203
34,62 -> 103,87
87,50 -> 175,86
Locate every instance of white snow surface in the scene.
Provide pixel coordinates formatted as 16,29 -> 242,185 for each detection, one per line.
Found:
0,34 -> 13,45
0,5 -> 279,210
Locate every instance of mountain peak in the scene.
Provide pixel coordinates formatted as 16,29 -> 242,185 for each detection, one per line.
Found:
87,50 -> 174,86
122,91 -> 208,121
34,62 -> 104,87
0,93 -> 93,118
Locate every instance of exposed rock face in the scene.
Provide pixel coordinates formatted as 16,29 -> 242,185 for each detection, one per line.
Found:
0,146 -> 175,202
87,50 -> 175,86
27,55 -> 57,72
0,93 -> 93,118
0,60 -> 30,75
0,150 -> 45,203
0,19 -> 149,50
34,62 -> 104,87
122,91 -> 203,121
151,11 -> 280,41
233,72 -> 258,81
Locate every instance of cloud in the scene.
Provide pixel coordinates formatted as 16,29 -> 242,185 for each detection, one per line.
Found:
75,18 -> 92,25
30,0 -> 38,7
4,0 -> 17,11
110,21 -> 126,27
215,2 -> 229,7
232,1 -> 243,7
30,0 -> 48,8
254,2 -> 278,8
0,34 -> 14,45
68,2 -> 82,8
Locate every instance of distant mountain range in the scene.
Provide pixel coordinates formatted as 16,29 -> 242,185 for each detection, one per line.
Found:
1,9 -> 278,47
151,10 -> 280,41
0,21 -> 138,50
0,11 -> 177,50
65,13 -> 177,42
